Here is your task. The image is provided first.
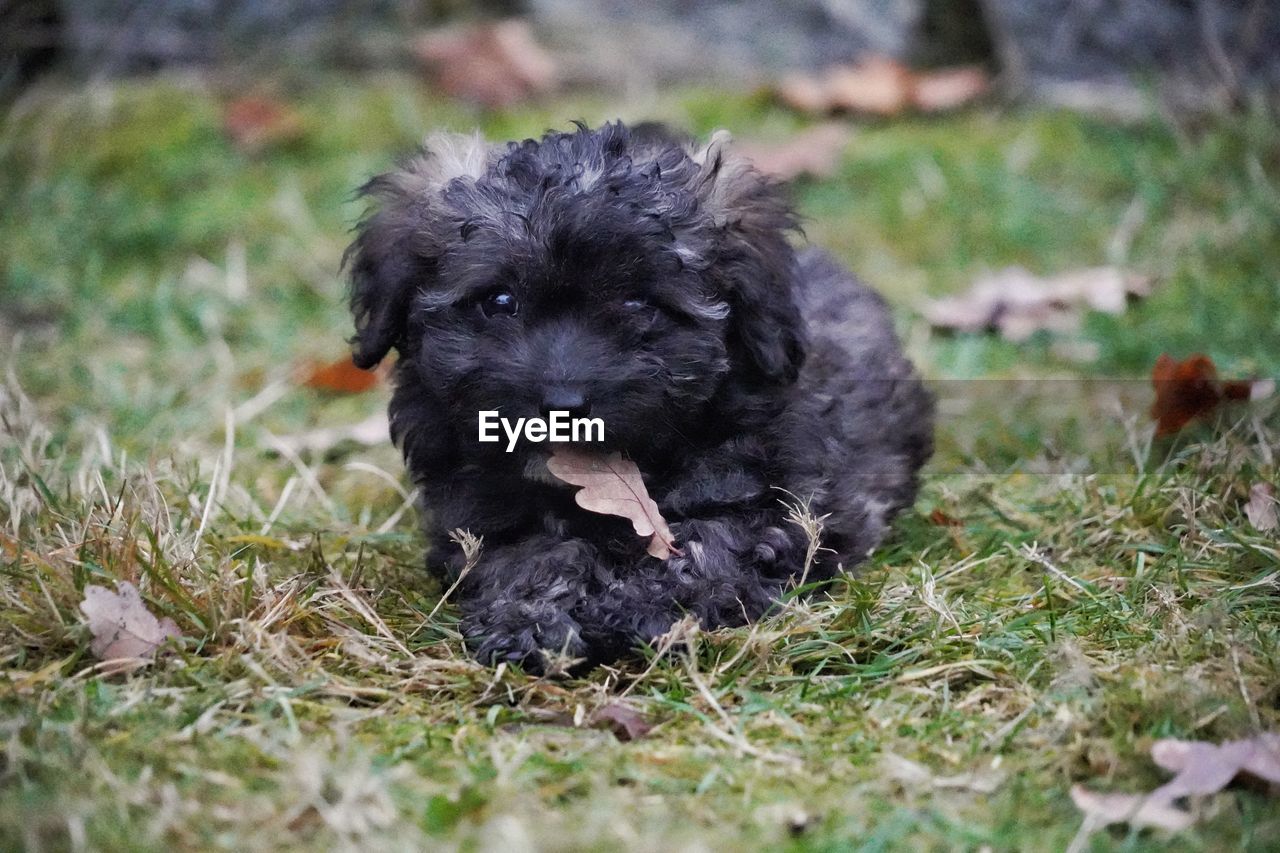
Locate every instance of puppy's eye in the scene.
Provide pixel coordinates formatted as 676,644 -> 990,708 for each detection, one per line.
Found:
622,298 -> 650,311
480,290 -> 519,318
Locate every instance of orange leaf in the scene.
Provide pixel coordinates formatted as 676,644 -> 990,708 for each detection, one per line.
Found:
222,95 -> 303,152
928,508 -> 962,527
1150,353 -> 1224,437
299,355 -> 385,394
545,450 -> 680,560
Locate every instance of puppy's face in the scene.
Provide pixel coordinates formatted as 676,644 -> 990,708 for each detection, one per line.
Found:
414,201 -> 731,458
347,124 -> 803,463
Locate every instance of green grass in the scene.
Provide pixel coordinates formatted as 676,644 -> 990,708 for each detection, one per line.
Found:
2,75 -> 1278,851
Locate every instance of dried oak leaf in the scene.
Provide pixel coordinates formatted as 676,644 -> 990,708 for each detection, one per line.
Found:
268,412 -> 388,457
923,266 -> 1152,341
1151,353 -> 1222,437
1069,785 -> 1196,833
776,57 -> 990,117
1149,735 -> 1280,797
80,581 -> 181,670
1071,733 -> 1280,837
1150,354 -> 1272,437
545,449 -> 679,560
222,95 -> 304,152
928,508 -> 963,527
298,354 -> 387,394
911,66 -> 993,112
823,56 -> 914,116
1245,483 -> 1278,533
590,702 -> 653,741
414,18 -> 556,109
735,123 -> 852,181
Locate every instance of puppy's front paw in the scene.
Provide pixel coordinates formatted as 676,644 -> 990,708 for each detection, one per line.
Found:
464,606 -> 587,675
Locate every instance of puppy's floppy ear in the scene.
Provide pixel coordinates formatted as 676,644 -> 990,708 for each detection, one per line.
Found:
345,132 -> 491,369
692,131 -> 805,384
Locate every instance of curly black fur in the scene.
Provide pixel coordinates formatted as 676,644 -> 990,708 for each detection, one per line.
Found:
346,122 -> 933,670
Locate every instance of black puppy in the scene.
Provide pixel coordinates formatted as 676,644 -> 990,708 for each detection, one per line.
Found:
347,122 -> 933,669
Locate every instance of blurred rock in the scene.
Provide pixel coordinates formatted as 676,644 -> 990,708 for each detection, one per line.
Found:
982,0 -> 1280,115
54,0 -> 507,74
527,0 -> 927,88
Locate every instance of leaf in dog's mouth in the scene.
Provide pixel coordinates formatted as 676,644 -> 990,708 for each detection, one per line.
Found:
545,449 -> 680,560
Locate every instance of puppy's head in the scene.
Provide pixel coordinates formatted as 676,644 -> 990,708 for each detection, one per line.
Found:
346,122 -> 803,459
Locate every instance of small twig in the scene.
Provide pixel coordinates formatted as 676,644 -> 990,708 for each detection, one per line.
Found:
1019,543 -> 1091,596
416,529 -> 483,631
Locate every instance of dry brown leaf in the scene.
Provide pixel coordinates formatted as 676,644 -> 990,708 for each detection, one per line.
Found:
1149,354 -> 1271,437
298,355 -> 388,394
923,266 -> 1152,341
824,56 -> 913,116
1150,353 -> 1223,437
80,581 -> 181,670
774,74 -> 830,114
222,95 -> 304,152
928,508 -> 963,527
881,753 -> 1004,794
735,123 -> 852,181
545,449 -> 679,560
775,56 -> 990,117
1245,483 -> 1278,532
270,412 -> 388,456
590,702 -> 653,741
911,66 -> 993,112
1069,785 -> 1196,832
1150,735 -> 1280,794
1071,733 -> 1280,839
414,19 -> 556,109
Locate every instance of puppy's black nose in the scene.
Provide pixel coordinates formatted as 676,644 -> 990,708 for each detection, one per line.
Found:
540,386 -> 591,419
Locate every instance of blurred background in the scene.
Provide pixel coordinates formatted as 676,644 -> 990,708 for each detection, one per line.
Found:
1,0 -> 1278,460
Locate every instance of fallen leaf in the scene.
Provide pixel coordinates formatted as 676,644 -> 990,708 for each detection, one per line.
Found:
928,508 -> 963,527
1150,734 -> 1280,793
776,56 -> 990,117
80,581 -> 181,670
1069,785 -> 1196,833
545,449 -> 679,560
735,123 -> 852,181
590,702 -> 653,741
269,412 -> 388,456
1151,354 -> 1221,437
923,266 -> 1152,341
298,355 -> 387,394
881,753 -> 1004,794
1070,733 -> 1280,840
911,66 -> 993,112
774,74 -> 830,114
1149,354 -> 1271,437
1245,483 -> 1278,532
222,95 -> 304,152
823,56 -> 913,116
414,19 -> 556,109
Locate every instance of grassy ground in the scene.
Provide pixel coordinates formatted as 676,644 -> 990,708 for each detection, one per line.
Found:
1,74 -> 1278,851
